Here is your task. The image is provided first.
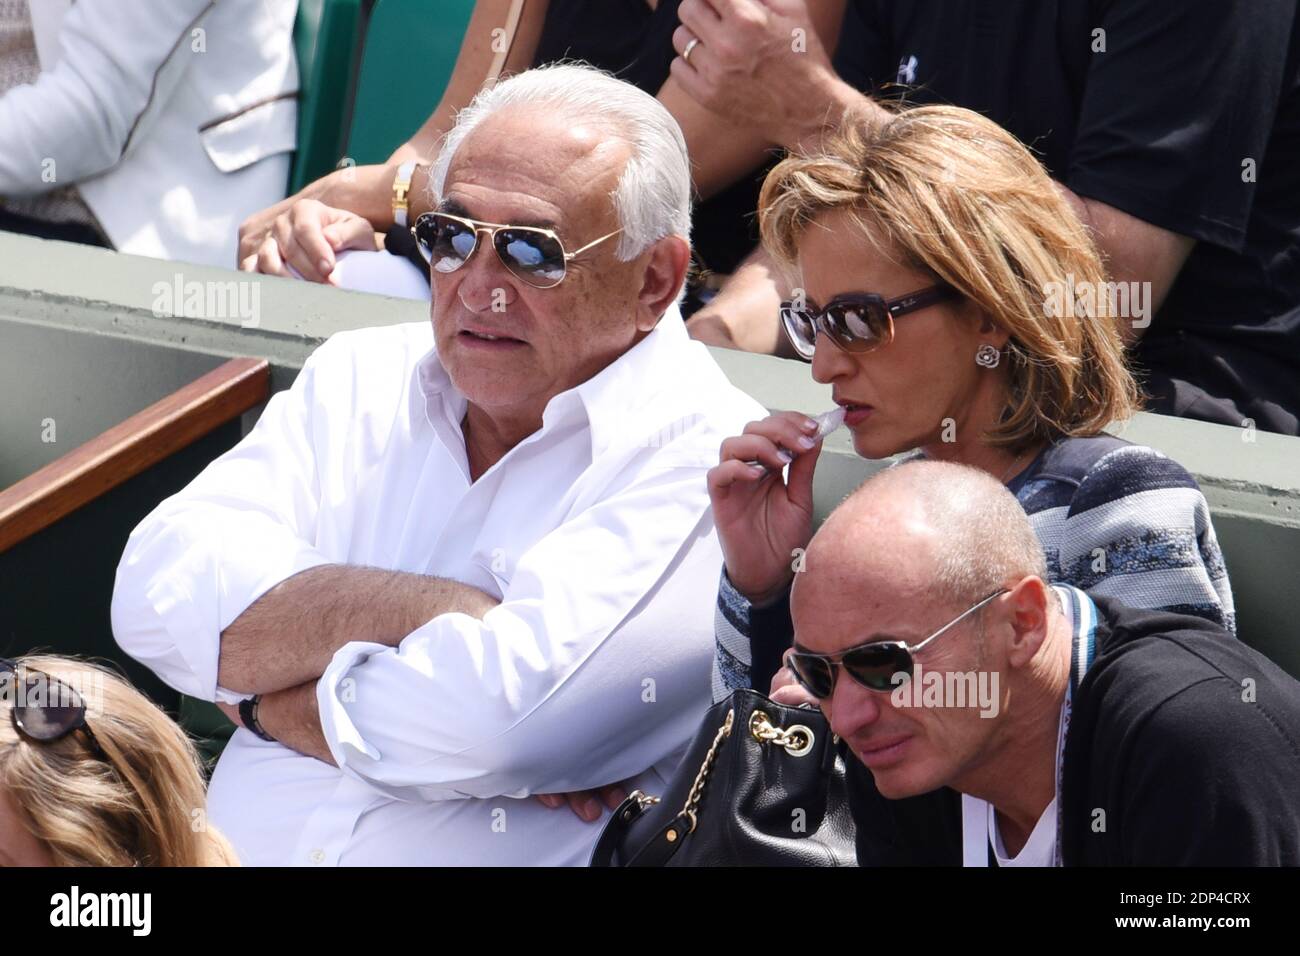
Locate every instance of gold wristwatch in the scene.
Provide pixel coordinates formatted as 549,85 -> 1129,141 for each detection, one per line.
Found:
391,160 -> 423,228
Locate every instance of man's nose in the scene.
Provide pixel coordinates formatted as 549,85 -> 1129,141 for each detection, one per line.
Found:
455,244 -> 519,313
826,669 -> 883,740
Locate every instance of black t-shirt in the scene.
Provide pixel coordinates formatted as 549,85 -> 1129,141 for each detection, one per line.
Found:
849,596 -> 1300,866
836,0 -> 1300,431
534,0 -> 772,290
535,0 -> 677,92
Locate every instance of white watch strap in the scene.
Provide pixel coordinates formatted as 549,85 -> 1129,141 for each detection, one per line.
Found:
392,160 -> 418,228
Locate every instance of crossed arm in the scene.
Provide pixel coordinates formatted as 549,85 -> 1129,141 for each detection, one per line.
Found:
213,560 -> 636,827
212,552 -> 641,819
214,566 -> 499,763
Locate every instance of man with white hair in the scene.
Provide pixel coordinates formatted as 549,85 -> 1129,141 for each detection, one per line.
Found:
111,64 -> 766,865
784,460 -> 1300,866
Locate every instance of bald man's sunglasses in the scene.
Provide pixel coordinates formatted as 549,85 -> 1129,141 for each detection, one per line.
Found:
787,589 -> 1006,697
780,285 -> 959,362
412,211 -> 623,289
1,658 -> 104,755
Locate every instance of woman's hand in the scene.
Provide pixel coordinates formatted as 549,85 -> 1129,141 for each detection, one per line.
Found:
237,164 -> 393,280
238,198 -> 381,282
706,410 -> 825,606
238,172 -> 336,274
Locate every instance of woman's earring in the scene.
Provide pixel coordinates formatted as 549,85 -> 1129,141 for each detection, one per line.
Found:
975,343 -> 1001,369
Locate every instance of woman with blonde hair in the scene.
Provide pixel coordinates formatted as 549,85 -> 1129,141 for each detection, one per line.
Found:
709,104 -> 1235,703
0,655 -> 236,866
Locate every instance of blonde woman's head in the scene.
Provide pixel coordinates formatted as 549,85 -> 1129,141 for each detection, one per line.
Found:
760,104 -> 1139,459
0,655 -> 236,866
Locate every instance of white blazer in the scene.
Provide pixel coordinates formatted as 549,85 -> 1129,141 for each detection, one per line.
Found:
0,0 -> 299,267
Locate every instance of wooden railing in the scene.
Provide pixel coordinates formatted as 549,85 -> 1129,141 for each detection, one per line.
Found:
0,358 -> 270,553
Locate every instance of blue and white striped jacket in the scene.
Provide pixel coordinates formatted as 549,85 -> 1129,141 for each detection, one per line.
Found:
712,435 -> 1236,702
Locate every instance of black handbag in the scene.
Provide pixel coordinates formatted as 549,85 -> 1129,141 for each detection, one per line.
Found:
589,689 -> 857,866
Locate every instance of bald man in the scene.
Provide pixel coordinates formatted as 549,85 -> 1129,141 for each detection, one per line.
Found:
782,460 -> 1300,866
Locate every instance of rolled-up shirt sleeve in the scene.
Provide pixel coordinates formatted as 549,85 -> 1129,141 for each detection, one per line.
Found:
317,461 -> 720,802
111,347 -> 334,703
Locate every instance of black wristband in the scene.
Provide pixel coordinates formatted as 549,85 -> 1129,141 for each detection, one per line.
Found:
238,695 -> 276,742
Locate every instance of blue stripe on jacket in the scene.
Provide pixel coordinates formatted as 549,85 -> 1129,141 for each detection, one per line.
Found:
711,436 -> 1236,702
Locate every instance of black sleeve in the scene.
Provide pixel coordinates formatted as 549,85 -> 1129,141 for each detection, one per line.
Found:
833,0 -> 897,94
1066,0 -> 1296,251
749,588 -> 795,694
1120,675 -> 1300,866
847,760 -> 964,866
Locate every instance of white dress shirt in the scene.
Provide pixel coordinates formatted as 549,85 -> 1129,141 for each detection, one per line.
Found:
111,310 -> 766,865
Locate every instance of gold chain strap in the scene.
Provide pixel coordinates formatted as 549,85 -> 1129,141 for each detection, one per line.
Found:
674,708 -> 734,836
749,710 -> 816,757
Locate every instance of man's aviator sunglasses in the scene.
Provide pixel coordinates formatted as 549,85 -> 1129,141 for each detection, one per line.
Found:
787,589 -> 1007,698
412,211 -> 623,289
780,285 -> 960,361
1,657 -> 104,754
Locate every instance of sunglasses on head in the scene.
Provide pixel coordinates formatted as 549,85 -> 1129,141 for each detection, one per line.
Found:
1,658 -> 103,754
780,284 -> 960,362
412,211 -> 623,289
787,589 -> 1007,698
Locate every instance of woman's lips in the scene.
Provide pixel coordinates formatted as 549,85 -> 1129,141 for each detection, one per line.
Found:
841,404 -> 874,427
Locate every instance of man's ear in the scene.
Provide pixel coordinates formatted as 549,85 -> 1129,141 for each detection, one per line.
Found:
1003,576 -> 1052,669
636,235 -> 691,331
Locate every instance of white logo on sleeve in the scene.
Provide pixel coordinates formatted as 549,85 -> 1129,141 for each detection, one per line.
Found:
897,54 -> 919,84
